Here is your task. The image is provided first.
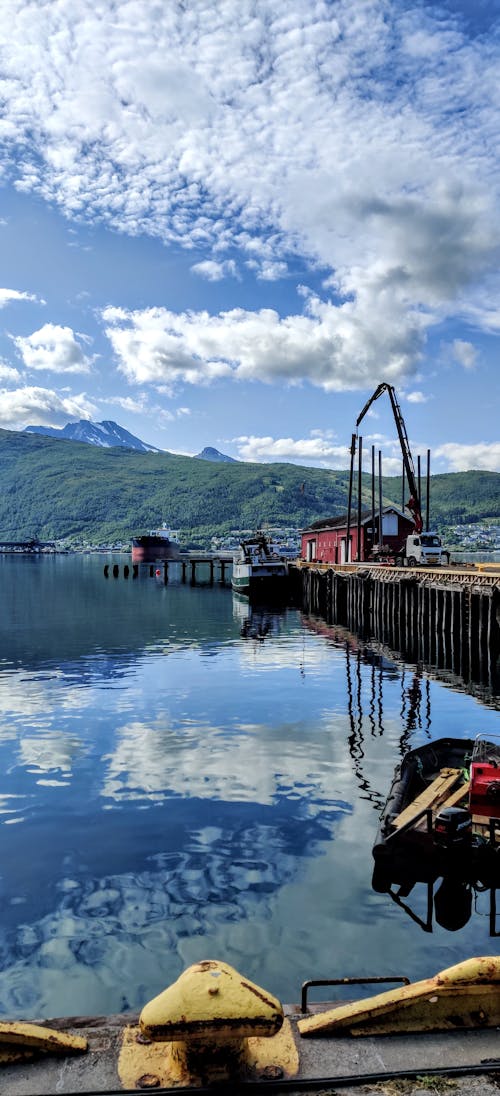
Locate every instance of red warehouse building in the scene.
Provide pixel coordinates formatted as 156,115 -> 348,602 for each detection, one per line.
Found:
301,506 -> 414,564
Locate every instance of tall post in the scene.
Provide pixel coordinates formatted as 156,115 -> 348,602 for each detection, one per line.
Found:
346,433 -> 356,563
417,455 -> 421,518
378,449 -> 383,549
371,445 -> 376,560
426,449 -> 431,531
357,435 -> 363,561
401,458 -> 405,513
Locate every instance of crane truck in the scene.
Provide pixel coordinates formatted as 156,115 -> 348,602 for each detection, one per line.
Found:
355,383 -> 450,567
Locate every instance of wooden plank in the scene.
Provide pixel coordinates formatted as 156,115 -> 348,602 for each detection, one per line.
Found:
472,815 -> 500,843
392,769 -> 462,831
441,780 -> 470,810
410,779 -> 471,834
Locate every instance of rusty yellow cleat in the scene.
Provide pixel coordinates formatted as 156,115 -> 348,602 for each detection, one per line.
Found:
0,1020 -> 87,1066
139,958 -> 283,1042
119,959 -> 298,1087
298,956 -> 500,1037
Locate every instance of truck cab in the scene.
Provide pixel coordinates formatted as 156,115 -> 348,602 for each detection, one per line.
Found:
405,532 -> 450,567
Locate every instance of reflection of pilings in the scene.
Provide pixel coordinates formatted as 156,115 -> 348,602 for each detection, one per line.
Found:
296,566 -> 500,691
104,558 -> 230,585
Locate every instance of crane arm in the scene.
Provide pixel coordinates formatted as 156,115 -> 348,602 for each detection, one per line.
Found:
356,382 -> 423,533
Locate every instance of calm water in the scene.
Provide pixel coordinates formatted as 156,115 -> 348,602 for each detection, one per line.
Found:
0,554 -> 499,1020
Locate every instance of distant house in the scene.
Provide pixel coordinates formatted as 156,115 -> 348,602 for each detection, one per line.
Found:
300,506 -> 414,564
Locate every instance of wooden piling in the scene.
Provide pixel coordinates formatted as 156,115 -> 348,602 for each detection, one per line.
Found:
294,562 -> 499,693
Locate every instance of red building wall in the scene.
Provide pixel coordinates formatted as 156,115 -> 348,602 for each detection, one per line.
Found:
301,511 -> 413,563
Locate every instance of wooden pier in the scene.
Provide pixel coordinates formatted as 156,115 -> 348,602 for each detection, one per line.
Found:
291,562 -> 500,692
104,555 -> 232,585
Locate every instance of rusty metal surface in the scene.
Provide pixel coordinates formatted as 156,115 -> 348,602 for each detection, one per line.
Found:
2,1009 -> 500,1094
298,957 -> 500,1037
300,976 -> 411,1014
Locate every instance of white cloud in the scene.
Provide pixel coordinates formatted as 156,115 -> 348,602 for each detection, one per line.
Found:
405,390 -> 430,404
0,0 -> 499,385
434,442 -> 500,473
0,360 -> 21,383
450,339 -> 478,370
231,431 -> 416,473
246,259 -> 289,281
191,260 -> 239,281
13,323 -> 94,374
233,433 -> 351,466
230,428 -> 443,474
103,394 -> 152,415
0,386 -> 97,429
0,287 -> 44,308
102,294 -> 427,392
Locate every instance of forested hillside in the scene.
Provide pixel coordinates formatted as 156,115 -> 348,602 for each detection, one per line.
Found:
0,428 -> 498,546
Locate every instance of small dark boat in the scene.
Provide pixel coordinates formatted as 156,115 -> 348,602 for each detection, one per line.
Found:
372,735 -> 500,893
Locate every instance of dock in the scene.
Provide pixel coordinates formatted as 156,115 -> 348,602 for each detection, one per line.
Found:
2,999 -> 500,1095
104,554 -> 232,585
290,561 -> 500,692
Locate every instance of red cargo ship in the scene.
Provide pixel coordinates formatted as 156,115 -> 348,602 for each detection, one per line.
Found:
131,524 -> 182,563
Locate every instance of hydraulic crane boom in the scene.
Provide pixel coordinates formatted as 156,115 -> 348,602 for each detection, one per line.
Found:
356,383 -> 423,534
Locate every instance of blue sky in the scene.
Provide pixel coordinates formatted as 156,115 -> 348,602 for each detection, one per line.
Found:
0,0 -> 499,475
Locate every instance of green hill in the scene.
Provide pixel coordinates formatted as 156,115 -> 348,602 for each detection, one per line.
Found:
0,428 -> 498,547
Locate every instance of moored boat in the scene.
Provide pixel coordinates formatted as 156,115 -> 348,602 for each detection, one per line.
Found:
231,533 -> 289,597
372,734 -> 500,892
131,523 -> 182,563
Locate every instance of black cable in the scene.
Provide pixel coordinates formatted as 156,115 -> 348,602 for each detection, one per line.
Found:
43,1057 -> 500,1096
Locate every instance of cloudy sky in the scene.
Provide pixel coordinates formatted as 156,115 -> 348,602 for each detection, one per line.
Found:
0,0 -> 499,474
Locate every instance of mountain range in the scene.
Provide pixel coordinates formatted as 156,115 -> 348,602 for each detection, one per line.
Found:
1,425 -> 498,547
24,420 -> 235,463
24,419 -> 159,452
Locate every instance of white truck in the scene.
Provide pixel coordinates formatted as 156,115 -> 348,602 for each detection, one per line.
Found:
404,532 -> 450,567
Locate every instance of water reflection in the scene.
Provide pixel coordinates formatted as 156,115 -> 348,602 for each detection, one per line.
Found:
0,794 -> 349,1016
376,875 -> 500,937
0,555 -> 237,673
233,595 -> 287,643
302,615 -> 439,813
0,556 -> 499,1018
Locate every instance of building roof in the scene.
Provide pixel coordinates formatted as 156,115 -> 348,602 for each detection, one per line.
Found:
302,505 -> 410,533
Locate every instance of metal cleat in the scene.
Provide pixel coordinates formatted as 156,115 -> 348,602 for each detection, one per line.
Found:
119,959 -> 299,1087
0,1020 -> 87,1065
298,956 -> 500,1037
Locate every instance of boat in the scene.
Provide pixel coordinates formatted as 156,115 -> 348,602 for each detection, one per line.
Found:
231,533 -> 289,597
372,734 -> 500,893
131,524 -> 182,563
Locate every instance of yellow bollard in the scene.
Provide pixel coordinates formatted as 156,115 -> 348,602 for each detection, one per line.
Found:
119,959 -> 298,1087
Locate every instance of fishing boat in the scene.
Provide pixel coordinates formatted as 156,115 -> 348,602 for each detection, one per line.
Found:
231,533 -> 289,597
131,523 -> 182,563
372,734 -> 500,893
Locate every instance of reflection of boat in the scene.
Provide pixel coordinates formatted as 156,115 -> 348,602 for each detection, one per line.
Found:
231,534 -> 288,597
372,735 -> 500,893
374,868 -> 500,936
233,593 -> 286,641
131,524 -> 182,563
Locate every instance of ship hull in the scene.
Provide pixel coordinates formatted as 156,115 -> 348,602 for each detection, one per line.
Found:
131,537 -> 182,563
231,561 -> 288,596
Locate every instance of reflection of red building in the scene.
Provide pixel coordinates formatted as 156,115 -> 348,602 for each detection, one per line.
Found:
301,506 -> 414,564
